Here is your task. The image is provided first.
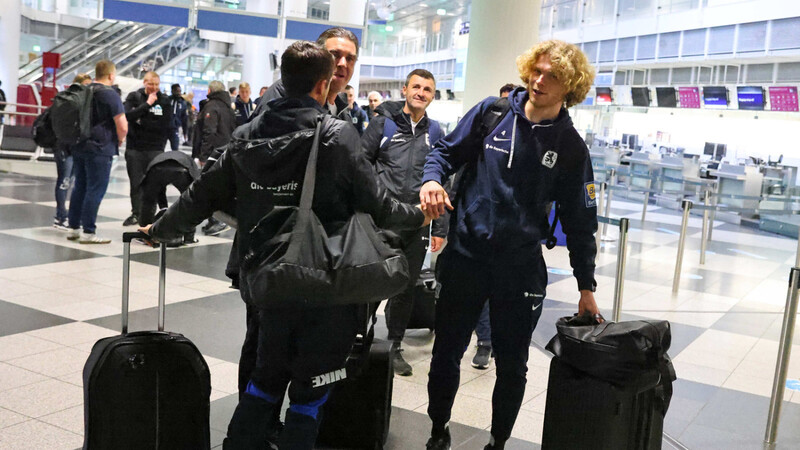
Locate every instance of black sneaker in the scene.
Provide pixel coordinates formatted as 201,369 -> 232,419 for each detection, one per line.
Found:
483,436 -> 505,450
122,214 -> 138,226
392,346 -> 413,376
204,221 -> 231,236
471,344 -> 493,369
426,426 -> 451,450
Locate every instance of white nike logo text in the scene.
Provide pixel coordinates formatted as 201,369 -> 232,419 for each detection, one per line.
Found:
493,136 -> 511,142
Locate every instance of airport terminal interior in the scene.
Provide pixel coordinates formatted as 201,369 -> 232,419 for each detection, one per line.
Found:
3,0 -> 800,449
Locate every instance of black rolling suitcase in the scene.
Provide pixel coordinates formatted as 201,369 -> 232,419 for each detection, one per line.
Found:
406,268 -> 436,331
541,315 -> 675,450
82,232 -> 211,450
317,305 -> 394,449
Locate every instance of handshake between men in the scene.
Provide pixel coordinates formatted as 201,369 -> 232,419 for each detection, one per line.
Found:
419,180 -> 453,220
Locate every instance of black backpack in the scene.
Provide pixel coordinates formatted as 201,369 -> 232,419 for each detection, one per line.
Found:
32,108 -> 58,148
50,84 -> 95,145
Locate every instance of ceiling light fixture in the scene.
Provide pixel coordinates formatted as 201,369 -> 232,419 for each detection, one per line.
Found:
436,8 -> 446,15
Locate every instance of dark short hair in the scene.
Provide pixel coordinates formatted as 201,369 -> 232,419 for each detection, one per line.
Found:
281,41 -> 335,98
228,87 -> 236,94
171,83 -> 181,90
499,83 -> 517,95
405,69 -> 436,87
345,85 -> 354,91
317,27 -> 360,56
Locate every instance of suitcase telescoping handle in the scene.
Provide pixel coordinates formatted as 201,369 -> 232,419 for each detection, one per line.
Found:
122,232 -> 166,334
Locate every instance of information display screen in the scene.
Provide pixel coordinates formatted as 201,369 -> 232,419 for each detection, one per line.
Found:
769,86 -> 799,112
596,87 -> 613,104
678,87 -> 700,108
736,86 -> 765,110
702,86 -> 728,108
656,87 -> 677,107
631,87 -> 651,107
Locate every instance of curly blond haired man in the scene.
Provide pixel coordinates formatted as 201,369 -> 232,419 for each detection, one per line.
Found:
420,40 -> 599,450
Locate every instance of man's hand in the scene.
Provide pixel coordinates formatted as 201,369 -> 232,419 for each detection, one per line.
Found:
578,290 -> 604,322
146,92 -> 158,106
420,181 -> 453,219
417,205 -> 434,227
430,236 -> 445,252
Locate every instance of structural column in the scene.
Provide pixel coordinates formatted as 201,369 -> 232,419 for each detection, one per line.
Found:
328,0 -> 367,93
0,0 -> 22,106
461,0 -> 540,114
240,0 -> 280,91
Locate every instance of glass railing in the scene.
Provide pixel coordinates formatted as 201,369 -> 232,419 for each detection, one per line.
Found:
363,33 -> 456,58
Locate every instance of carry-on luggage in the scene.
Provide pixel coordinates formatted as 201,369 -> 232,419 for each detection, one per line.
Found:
541,356 -> 665,450
82,232 -> 211,450
406,268 -> 436,331
316,305 -> 394,449
541,315 -> 675,450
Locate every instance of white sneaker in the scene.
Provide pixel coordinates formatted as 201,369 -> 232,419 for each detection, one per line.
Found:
66,229 -> 80,240
79,233 -> 111,244
53,219 -> 69,231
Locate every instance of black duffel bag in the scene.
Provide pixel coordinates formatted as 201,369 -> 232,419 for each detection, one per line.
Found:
545,314 -> 675,387
239,115 -> 410,309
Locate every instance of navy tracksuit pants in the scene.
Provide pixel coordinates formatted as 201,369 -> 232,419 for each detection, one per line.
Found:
427,248 -> 546,442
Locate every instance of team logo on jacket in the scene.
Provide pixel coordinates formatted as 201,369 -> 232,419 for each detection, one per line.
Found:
584,181 -> 597,208
541,150 -> 558,168
152,105 -> 163,116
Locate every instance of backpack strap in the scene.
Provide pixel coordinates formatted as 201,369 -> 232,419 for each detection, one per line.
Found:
479,96 -> 511,139
379,117 -> 397,151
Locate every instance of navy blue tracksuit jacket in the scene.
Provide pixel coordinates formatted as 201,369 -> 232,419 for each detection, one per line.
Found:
422,87 -> 597,291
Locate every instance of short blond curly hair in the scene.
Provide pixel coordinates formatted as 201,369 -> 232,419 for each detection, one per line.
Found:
516,40 -> 595,108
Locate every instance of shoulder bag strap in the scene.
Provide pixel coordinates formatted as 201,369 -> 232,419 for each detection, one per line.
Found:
298,114 -> 327,212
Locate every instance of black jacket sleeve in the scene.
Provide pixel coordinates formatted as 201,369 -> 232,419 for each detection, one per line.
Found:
150,150 -> 236,241
360,115 -> 386,164
335,123 -> 423,230
555,137 -> 598,292
430,176 -> 454,238
124,91 -> 150,121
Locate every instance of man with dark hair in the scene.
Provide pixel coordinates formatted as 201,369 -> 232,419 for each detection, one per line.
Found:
168,84 -> 188,151
142,40 -> 430,450
361,68 -> 443,376
344,85 -> 367,135
66,60 -> 128,244
251,26 -> 360,130
253,86 -> 269,106
499,83 -> 517,98
420,40 -> 600,450
122,71 -> 172,227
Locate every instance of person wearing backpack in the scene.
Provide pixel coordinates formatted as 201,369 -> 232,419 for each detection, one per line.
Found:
360,68 -> 445,376
65,60 -> 128,244
52,73 -> 92,231
121,71 -> 173,227
419,40 -> 601,450
140,40 -> 432,450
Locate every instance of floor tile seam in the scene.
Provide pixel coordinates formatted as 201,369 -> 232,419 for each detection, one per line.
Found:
0,415 -> 35,430
0,360 -> 79,390
27,416 -> 83,436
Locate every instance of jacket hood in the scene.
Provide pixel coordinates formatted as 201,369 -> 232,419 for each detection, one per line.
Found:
207,90 -> 232,105
508,87 -> 572,132
231,95 -> 327,185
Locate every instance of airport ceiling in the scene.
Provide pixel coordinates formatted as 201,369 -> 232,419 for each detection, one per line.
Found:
307,0 -> 471,28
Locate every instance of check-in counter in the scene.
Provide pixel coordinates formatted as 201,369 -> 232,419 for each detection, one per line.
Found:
654,156 -> 706,209
620,152 -> 657,202
710,164 -> 764,212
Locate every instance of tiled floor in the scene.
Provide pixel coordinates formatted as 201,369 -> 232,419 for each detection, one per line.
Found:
2,158 -> 800,449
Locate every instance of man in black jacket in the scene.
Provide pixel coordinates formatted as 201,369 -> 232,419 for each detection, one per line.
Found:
361,68 -> 443,376
250,27 -> 359,130
344,85 -> 367,135
142,40 -> 430,450
193,80 -> 236,236
419,40 -> 601,450
168,84 -> 188,150
122,71 -> 172,226
193,80 -> 236,167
